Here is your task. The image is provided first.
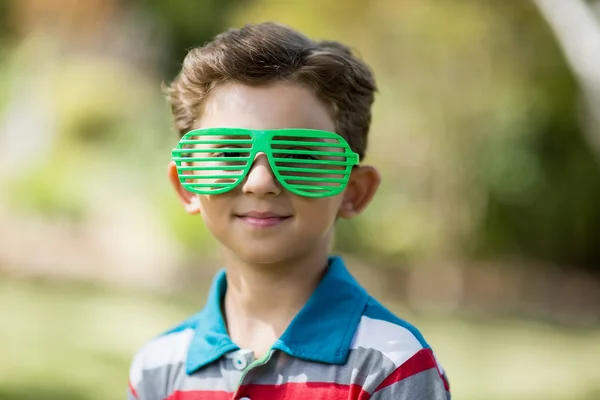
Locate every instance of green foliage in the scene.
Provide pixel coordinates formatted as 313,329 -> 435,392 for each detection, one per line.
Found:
158,193 -> 218,255
140,0 -> 244,79
478,118 -> 600,267
471,2 -> 600,268
51,58 -> 160,153
7,155 -> 87,222
0,0 -> 9,41
0,387 -> 90,400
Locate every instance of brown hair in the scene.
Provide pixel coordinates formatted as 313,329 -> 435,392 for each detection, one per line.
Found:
167,22 -> 377,160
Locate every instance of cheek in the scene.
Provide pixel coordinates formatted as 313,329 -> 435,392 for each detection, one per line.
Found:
198,196 -> 230,225
294,197 -> 342,228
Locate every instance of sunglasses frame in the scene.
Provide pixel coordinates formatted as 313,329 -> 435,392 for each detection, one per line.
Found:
171,127 -> 359,198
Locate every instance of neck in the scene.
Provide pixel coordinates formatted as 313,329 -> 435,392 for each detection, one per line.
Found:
221,242 -> 331,356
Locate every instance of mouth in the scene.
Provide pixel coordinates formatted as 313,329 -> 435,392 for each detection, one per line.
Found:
235,211 -> 292,228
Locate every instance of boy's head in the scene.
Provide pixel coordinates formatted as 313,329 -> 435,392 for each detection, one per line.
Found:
167,22 -> 381,265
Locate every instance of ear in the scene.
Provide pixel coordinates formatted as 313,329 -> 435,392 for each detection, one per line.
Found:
168,161 -> 202,215
338,165 -> 381,219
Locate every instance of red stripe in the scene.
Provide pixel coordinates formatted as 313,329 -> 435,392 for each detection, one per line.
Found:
374,348 -> 438,392
166,390 -> 233,400
238,382 -> 371,400
165,383 -> 370,400
128,380 -> 139,399
162,352 -> 448,400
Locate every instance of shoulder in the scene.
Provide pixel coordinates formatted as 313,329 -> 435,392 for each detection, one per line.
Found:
350,296 -> 450,393
128,314 -> 198,395
355,296 -> 432,351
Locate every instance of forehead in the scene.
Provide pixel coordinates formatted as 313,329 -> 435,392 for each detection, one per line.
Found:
199,81 -> 336,133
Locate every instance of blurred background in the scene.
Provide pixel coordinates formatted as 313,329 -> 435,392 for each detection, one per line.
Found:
1,0 -> 600,399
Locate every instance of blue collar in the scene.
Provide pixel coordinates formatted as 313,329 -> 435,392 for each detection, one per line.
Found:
185,255 -> 369,374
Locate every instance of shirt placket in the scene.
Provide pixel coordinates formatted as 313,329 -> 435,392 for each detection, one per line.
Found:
232,350 -> 274,400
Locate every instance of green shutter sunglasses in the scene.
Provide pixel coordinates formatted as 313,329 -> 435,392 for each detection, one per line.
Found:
171,128 -> 359,198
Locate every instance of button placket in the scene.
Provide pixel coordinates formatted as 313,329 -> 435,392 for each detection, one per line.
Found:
234,349 -> 274,400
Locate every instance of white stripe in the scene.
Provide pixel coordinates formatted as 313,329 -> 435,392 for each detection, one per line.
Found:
130,329 -> 194,387
350,316 -> 423,368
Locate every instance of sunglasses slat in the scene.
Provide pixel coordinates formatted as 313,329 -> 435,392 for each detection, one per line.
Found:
198,167 -> 247,171
270,130 -> 339,138
288,184 -> 337,190
177,165 -> 244,171
270,140 -> 345,148
185,175 -> 243,179
184,132 -> 251,137
185,182 -> 236,188
272,149 -> 351,157
272,158 -> 353,166
173,156 -> 251,162
180,139 -> 253,145
282,176 -> 346,183
173,148 -> 251,154
277,166 -> 346,174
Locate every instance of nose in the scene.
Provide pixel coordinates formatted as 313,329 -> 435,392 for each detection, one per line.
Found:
241,153 -> 281,197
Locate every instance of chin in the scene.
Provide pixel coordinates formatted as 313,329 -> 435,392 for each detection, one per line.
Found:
218,230 -> 329,266
236,249 -> 293,266
231,239 -> 304,266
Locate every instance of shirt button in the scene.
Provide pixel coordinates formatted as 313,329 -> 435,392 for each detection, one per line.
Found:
233,356 -> 248,370
239,398 -> 251,400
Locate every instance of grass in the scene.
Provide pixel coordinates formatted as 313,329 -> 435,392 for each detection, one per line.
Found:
1,275 -> 599,400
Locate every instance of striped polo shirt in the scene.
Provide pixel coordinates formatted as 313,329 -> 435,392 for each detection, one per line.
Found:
128,256 -> 451,399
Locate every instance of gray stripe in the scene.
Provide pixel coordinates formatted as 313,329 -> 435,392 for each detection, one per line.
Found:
180,360 -> 242,392
139,351 -> 255,394
133,348 -> 450,399
141,361 -> 236,393
246,347 -> 396,394
135,370 -> 166,400
371,368 -> 450,400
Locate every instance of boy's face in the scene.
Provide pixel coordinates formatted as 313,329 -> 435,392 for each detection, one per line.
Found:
168,81 -> 380,265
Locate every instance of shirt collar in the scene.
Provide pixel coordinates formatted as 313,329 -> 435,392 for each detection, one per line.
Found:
185,255 -> 369,374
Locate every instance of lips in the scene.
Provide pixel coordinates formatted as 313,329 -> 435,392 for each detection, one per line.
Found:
235,210 -> 292,228
238,211 -> 289,218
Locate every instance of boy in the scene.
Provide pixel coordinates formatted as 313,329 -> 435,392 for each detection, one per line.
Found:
128,22 -> 451,399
